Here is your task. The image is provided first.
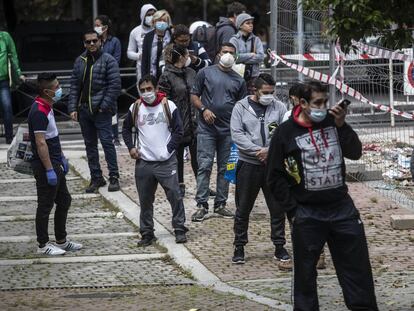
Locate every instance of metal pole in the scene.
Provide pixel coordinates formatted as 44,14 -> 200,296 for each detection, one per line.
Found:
297,0 -> 304,81
270,0 -> 278,81
203,0 -> 207,21
328,5 -> 336,108
92,0 -> 98,20
389,58 -> 395,127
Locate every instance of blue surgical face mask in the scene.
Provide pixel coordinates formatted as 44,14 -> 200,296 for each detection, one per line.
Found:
49,87 -> 62,102
155,21 -> 168,32
309,107 -> 327,123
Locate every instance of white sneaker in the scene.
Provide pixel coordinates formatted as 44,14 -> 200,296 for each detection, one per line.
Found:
55,240 -> 83,251
37,242 -> 66,256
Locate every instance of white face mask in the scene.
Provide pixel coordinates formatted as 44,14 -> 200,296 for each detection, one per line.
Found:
259,94 -> 274,106
94,26 -> 105,36
184,57 -> 191,67
219,53 -> 235,68
145,15 -> 153,26
141,91 -> 156,104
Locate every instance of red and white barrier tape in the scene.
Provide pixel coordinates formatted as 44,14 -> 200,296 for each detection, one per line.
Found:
351,40 -> 413,63
279,52 -> 379,61
268,49 -> 414,120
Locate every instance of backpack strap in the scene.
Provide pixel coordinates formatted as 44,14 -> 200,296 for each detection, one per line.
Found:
131,99 -> 141,147
161,97 -> 172,131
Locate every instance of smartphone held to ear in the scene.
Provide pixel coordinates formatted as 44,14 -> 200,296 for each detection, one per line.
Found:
338,99 -> 351,109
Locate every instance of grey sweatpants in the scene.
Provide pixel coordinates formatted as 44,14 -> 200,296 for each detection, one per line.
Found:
135,156 -> 187,237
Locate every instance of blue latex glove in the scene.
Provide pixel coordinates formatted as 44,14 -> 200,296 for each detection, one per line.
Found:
61,156 -> 69,175
46,169 -> 58,186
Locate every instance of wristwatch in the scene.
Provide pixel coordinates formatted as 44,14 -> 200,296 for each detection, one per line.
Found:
199,106 -> 207,114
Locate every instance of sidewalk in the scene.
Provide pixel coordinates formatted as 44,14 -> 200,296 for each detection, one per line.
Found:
1,141 -> 413,310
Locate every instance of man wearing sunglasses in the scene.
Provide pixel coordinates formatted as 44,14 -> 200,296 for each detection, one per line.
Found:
68,30 -> 121,193
267,81 -> 378,310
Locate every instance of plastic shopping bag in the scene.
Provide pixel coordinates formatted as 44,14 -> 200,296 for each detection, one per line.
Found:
7,125 -> 34,175
224,143 -> 239,184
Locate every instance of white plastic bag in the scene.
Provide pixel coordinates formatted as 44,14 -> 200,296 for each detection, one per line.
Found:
7,125 -> 34,175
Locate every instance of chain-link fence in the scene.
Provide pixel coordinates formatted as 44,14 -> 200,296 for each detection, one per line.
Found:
272,0 -> 414,210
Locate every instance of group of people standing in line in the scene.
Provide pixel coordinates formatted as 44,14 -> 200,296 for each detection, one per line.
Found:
6,1 -> 379,309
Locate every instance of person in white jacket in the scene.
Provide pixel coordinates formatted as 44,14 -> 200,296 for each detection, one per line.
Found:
127,4 -> 157,80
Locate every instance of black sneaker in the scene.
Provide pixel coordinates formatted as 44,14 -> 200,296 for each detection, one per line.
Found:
137,236 -> 157,247
175,231 -> 187,243
85,178 -> 106,193
6,137 -> 13,144
191,204 -> 208,222
209,189 -> 217,197
114,139 -> 121,147
108,177 -> 120,192
274,246 -> 291,261
232,246 -> 245,264
214,204 -> 234,218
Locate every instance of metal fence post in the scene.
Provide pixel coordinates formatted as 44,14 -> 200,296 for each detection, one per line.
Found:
297,0 -> 304,81
389,58 -> 395,127
270,0 -> 278,82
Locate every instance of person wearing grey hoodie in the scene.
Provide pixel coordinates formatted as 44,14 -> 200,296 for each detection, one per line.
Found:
230,73 -> 291,267
127,4 -> 157,80
230,13 -> 264,84
215,2 -> 246,49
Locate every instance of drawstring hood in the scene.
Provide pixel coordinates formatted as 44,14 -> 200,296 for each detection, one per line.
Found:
293,105 -> 329,155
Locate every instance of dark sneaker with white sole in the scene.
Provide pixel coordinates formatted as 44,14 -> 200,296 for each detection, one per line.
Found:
175,231 -> 188,243
232,246 -> 245,264
274,246 -> 292,271
191,204 -> 208,222
214,205 -> 234,218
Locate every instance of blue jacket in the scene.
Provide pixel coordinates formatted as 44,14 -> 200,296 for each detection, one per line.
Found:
68,51 -> 121,115
102,35 -> 121,64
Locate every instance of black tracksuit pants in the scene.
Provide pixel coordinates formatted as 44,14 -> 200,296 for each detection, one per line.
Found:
234,160 -> 286,246
291,196 -> 378,310
32,162 -> 72,246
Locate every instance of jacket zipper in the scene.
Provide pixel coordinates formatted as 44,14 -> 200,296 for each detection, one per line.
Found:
78,57 -> 88,107
88,64 -> 94,114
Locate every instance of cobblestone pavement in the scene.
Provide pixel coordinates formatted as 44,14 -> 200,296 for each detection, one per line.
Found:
0,155 -> 277,311
111,152 -> 414,310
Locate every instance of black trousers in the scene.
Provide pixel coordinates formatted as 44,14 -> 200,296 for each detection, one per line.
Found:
292,197 -> 378,310
234,160 -> 286,246
32,162 -> 72,246
176,139 -> 198,184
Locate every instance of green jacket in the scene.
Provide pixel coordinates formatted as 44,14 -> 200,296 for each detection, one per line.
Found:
0,31 -> 21,84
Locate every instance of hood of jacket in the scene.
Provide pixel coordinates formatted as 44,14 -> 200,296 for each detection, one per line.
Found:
216,17 -> 235,28
140,4 -> 157,27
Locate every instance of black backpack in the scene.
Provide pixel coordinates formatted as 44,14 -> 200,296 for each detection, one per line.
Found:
192,25 -> 218,61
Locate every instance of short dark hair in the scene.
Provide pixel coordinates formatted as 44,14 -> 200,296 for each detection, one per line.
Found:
170,44 -> 188,64
37,72 -> 57,94
289,82 -> 304,97
138,74 -> 157,89
254,73 -> 275,89
220,42 -> 236,51
95,15 -> 112,28
83,30 -> 99,41
299,81 -> 328,102
227,2 -> 246,17
173,24 -> 190,40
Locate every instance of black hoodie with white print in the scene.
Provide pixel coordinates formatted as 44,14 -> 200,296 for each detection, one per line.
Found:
266,105 -> 362,215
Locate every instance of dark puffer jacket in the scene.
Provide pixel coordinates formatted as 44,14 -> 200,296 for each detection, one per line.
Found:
158,63 -> 196,144
68,51 -> 121,115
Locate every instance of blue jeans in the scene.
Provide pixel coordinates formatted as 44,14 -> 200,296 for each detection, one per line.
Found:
0,80 -> 14,140
79,107 -> 119,179
196,133 -> 232,207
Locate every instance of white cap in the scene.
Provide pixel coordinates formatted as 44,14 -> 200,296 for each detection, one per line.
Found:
189,21 -> 212,34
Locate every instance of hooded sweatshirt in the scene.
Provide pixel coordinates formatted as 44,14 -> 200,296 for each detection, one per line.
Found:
127,4 -> 157,79
230,95 -> 286,165
215,17 -> 237,48
266,105 -> 362,213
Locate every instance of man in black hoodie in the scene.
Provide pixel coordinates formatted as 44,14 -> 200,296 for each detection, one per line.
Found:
267,81 -> 378,310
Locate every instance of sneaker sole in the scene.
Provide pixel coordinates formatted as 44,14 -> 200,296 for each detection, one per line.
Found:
108,187 -> 120,192
175,239 -> 187,244
214,214 -> 234,219
274,256 -> 291,262
137,238 -> 157,247
231,259 -> 245,264
191,214 -> 206,222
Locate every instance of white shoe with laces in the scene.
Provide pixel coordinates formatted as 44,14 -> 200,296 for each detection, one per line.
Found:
37,242 -> 66,256
56,240 -> 83,252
